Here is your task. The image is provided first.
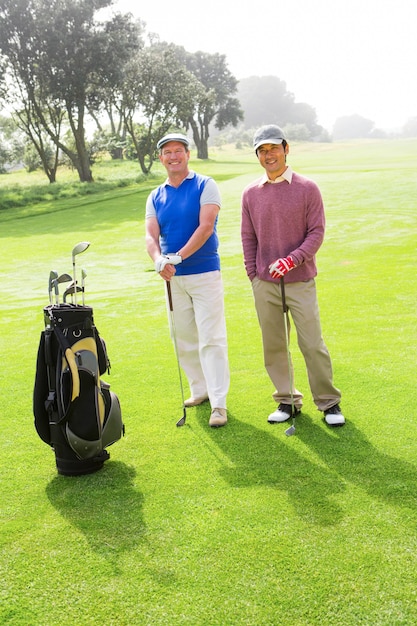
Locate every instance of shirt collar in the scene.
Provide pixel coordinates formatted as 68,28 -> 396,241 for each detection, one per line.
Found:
258,166 -> 293,186
163,170 -> 195,187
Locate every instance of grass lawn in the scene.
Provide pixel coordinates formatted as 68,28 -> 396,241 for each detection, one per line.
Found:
1,139 -> 417,625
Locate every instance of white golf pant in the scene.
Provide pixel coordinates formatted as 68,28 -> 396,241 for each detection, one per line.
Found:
166,271 -> 230,409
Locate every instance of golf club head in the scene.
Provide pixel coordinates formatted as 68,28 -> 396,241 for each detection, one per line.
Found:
51,273 -> 72,305
285,424 -> 296,436
57,273 -> 72,284
72,241 -> 90,261
49,270 -> 58,285
49,270 -> 58,304
63,285 -> 82,302
69,285 -> 83,294
72,242 -> 89,306
176,409 -> 187,427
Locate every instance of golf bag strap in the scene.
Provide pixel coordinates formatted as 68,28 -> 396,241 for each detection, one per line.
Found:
94,327 -> 111,375
44,330 -> 57,416
52,327 -> 81,423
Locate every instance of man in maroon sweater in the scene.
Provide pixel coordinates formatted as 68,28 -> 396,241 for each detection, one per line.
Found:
241,124 -> 345,426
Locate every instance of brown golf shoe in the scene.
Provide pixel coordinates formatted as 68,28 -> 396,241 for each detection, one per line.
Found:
184,396 -> 209,407
209,408 -> 227,428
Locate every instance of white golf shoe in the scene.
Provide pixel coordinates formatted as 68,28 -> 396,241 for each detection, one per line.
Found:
268,403 -> 300,423
324,404 -> 345,426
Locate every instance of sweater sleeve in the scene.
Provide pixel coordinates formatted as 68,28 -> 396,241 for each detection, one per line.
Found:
241,190 -> 258,281
290,180 -> 325,267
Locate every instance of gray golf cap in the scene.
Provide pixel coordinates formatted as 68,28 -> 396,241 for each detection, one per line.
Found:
157,133 -> 190,150
253,125 -> 286,151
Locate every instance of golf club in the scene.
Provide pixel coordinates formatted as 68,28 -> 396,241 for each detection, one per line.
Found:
63,284 -> 83,303
81,268 -> 87,306
65,274 -> 75,295
48,270 -> 58,304
280,277 -> 296,436
166,281 -> 187,427
71,242 -> 90,306
52,273 -> 72,305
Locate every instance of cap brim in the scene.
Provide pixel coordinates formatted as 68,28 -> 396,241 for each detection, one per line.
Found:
158,138 -> 190,150
254,138 -> 284,151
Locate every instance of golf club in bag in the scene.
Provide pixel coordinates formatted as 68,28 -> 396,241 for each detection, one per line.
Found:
33,243 -> 124,475
280,277 -> 297,436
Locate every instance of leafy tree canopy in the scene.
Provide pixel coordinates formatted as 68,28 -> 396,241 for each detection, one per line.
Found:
0,0 -> 142,181
183,50 -> 243,159
333,114 -> 375,140
237,75 -> 319,136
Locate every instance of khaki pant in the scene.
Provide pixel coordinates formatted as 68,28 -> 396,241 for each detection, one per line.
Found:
251,277 -> 341,411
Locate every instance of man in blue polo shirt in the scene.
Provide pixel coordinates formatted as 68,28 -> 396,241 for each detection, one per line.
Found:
145,133 -> 230,427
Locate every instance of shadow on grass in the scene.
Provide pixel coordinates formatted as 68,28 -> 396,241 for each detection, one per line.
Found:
194,406 -> 346,527
297,414 -> 417,513
194,407 -> 417,526
46,460 -> 145,573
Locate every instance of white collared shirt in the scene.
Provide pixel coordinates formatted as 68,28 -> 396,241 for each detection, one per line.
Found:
258,166 -> 293,186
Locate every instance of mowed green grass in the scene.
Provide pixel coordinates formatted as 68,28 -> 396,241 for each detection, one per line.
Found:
1,139 -> 417,625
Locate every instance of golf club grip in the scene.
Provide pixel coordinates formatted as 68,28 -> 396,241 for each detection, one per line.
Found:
166,280 -> 174,311
280,277 -> 288,313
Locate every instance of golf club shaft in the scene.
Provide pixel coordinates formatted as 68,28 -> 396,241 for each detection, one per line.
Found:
72,260 -> 77,305
166,281 -> 186,415
48,271 -> 55,304
71,242 -> 90,306
81,269 -> 86,306
280,278 -> 295,421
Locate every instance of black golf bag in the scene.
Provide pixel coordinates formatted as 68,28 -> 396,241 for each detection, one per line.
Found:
33,304 -> 124,476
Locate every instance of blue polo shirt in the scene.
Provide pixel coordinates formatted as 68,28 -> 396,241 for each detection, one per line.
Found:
147,171 -> 221,275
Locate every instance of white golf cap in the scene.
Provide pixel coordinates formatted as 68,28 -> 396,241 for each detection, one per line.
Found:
253,125 -> 287,151
157,133 -> 190,150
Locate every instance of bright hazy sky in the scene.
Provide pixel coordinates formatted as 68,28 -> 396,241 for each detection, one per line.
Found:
112,0 -> 416,132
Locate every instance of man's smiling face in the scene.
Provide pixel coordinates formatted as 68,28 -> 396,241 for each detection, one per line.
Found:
256,142 -> 289,180
159,141 -> 190,176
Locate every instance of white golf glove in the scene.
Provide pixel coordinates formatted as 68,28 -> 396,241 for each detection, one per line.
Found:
154,254 -> 182,273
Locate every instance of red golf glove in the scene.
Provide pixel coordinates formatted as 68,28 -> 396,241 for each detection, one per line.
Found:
269,255 -> 295,279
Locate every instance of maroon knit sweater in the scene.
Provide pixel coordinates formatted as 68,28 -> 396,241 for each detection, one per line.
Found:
241,171 -> 325,283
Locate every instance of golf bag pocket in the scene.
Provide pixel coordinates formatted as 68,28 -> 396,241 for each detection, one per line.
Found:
100,380 -> 123,448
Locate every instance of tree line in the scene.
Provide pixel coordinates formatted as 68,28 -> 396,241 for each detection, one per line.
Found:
0,0 -> 243,182
3,1 -> 413,183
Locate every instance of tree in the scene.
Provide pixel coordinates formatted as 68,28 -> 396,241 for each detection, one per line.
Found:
86,17 -> 145,160
333,114 -> 375,140
119,42 -> 200,174
183,51 -> 243,159
0,114 -> 24,172
283,123 -> 312,142
237,76 -> 296,129
0,0 -> 141,182
402,116 -> 417,138
13,100 -> 64,182
237,76 -> 326,140
287,102 -> 320,135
